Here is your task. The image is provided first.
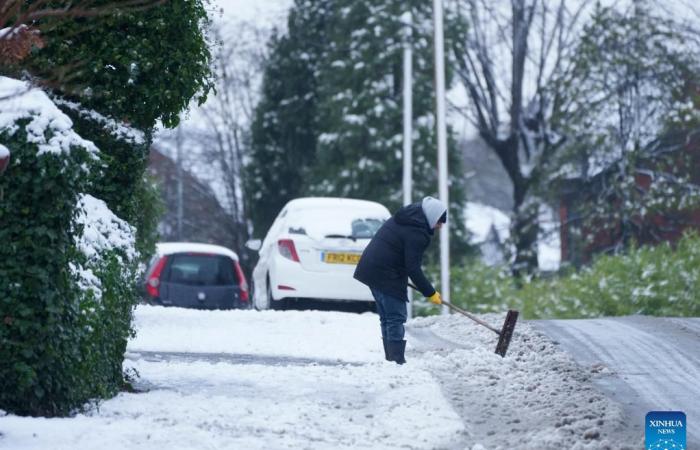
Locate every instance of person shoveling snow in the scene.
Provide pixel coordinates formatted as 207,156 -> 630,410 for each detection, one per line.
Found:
354,196 -> 447,364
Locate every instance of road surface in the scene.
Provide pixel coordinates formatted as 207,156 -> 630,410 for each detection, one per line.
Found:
533,316 -> 700,448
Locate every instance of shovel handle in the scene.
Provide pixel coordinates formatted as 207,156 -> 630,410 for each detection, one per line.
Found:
408,282 -> 501,336
441,300 -> 501,336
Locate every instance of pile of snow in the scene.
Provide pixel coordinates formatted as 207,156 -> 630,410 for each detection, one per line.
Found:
71,194 -> 138,299
0,143 -> 8,158
0,76 -> 98,158
409,314 -> 638,449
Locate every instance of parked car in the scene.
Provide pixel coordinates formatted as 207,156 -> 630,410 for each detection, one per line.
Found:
247,197 -> 391,310
143,242 -> 249,310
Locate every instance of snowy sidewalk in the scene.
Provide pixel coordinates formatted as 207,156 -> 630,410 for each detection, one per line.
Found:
0,306 -> 466,450
0,306 -> 640,449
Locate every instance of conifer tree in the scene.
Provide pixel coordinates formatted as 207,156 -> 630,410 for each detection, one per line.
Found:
247,0 -> 472,260
245,1 -> 327,232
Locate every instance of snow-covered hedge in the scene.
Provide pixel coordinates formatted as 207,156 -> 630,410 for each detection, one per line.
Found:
57,94 -> 160,259
0,77 -> 141,416
442,232 -> 700,319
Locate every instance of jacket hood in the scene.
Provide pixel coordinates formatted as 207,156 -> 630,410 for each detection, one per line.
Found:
421,196 -> 447,229
394,203 -> 432,234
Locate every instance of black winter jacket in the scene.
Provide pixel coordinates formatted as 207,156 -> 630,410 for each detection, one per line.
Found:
353,202 -> 436,301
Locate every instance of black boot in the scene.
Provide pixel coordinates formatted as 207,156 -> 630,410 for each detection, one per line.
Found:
382,339 -> 390,361
386,340 -> 406,365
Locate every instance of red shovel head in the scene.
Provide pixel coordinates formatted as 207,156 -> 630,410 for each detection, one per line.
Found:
0,152 -> 10,175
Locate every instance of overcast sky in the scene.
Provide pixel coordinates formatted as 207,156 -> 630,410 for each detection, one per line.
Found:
210,0 -> 292,28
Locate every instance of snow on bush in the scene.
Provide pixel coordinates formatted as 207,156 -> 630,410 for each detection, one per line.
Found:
72,194 -> 138,300
0,76 -> 98,158
54,98 -> 146,145
75,194 -> 137,262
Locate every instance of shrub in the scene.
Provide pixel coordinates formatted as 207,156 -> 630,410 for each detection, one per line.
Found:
72,194 -> 140,403
0,79 -> 139,416
28,0 -> 213,129
446,233 -> 700,319
55,98 -> 160,260
517,232 -> 700,319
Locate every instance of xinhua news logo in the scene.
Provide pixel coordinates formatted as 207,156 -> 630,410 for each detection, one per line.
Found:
646,411 -> 686,450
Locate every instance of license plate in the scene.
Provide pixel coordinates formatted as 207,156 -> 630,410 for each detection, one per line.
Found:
323,252 -> 361,265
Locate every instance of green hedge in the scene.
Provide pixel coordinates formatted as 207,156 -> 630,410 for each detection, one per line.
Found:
0,117 -> 139,416
28,0 -> 213,130
435,232 -> 700,319
56,100 -> 160,259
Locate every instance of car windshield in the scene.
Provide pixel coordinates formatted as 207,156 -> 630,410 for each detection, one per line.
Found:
165,254 -> 237,286
287,208 -> 387,240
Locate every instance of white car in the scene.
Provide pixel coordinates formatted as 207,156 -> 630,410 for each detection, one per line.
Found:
248,197 -> 391,310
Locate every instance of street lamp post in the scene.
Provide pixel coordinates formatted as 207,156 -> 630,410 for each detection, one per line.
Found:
402,10 -> 414,319
433,0 -> 450,315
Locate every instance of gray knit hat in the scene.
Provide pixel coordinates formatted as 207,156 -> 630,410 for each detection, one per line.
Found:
421,196 -> 447,228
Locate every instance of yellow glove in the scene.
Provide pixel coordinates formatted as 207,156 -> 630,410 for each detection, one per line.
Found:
428,291 -> 442,305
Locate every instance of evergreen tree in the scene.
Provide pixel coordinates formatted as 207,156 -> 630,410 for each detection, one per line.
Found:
247,0 -> 472,261
245,1 -> 327,232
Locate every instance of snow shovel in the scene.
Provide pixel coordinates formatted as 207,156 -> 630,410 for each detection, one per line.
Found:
408,282 -> 519,357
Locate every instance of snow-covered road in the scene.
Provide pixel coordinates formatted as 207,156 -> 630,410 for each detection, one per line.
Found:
533,316 -> 700,448
0,305 -> 662,449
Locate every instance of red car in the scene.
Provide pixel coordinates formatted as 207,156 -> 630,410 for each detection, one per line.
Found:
143,242 -> 249,310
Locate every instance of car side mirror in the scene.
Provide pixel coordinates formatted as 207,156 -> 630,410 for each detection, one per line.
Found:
245,239 -> 262,252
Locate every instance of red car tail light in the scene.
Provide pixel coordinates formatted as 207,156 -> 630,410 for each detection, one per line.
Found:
146,256 -> 168,298
278,239 -> 300,262
234,260 -> 249,301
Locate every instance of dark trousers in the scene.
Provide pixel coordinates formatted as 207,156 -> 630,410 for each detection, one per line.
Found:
370,288 -> 407,341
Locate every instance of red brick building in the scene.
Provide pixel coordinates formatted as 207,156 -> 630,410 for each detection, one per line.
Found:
558,135 -> 700,266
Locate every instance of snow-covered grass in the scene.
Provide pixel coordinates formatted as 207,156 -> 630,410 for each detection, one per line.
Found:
0,305 -> 635,449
